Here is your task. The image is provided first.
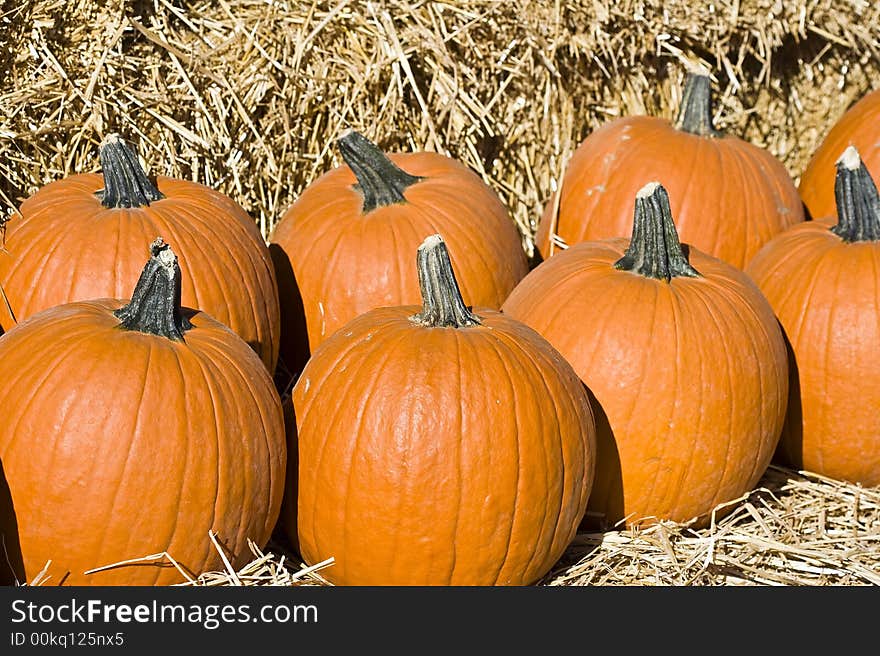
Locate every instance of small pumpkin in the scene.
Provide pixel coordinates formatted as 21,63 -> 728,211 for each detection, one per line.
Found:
747,147 -> 880,486
0,238 -> 286,585
504,182 -> 788,528
268,131 -> 529,378
799,88 -> 880,221
0,134 -> 280,371
289,234 -> 595,585
535,71 -> 804,269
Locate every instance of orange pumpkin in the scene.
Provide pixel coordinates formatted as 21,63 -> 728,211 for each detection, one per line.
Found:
504,182 -> 788,528
268,131 -> 529,378
799,88 -> 880,221
0,239 -> 286,585
289,234 -> 595,585
0,134 -> 280,371
747,147 -> 880,486
535,72 -> 804,269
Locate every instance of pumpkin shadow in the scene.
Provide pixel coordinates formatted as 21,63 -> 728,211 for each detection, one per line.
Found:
268,244 -> 310,393
271,395 -> 301,559
578,385 -> 623,533
772,323 -> 803,468
0,458 -> 24,585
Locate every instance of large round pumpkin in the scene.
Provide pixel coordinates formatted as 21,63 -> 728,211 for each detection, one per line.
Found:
289,234 -> 595,585
0,134 -> 280,371
505,182 -> 788,528
268,131 -> 529,378
747,147 -> 880,486
535,71 -> 804,269
0,239 -> 286,585
799,88 -> 880,221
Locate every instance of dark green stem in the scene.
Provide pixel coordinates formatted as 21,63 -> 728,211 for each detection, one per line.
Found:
614,182 -> 701,281
114,238 -> 192,340
337,130 -> 422,213
97,134 -> 164,208
831,146 -> 880,243
410,234 -> 481,328
673,73 -> 719,138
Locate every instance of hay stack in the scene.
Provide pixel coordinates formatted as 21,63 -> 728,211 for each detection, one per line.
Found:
2,0 -> 879,586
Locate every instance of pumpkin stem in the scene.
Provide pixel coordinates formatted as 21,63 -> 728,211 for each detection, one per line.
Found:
97,134 -> 165,209
831,146 -> 880,243
411,234 -> 481,328
673,72 -> 719,138
337,130 -> 422,213
614,182 -> 701,281
114,237 -> 192,340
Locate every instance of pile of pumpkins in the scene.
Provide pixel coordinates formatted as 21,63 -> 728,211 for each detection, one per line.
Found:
0,69 -> 878,587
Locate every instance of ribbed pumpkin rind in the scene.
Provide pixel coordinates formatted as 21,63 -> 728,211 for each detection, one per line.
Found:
799,90 -> 880,221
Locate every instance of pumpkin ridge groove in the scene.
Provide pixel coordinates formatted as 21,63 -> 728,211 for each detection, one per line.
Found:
474,331 -> 522,585
717,274 -> 774,506
201,349 -> 253,562
91,339 -> 154,583
299,324 -> 391,572
788,241 -> 838,350
154,202 -> 261,345
0,325 -> 99,456
414,175 -> 522,284
666,284 -> 707,516
628,282 -> 666,521
339,327 -> 412,581
684,280 -> 738,513
816,259 -> 848,476
196,328 -> 280,547
445,329 -> 463,585
728,142 -> 758,262
165,336 -> 197,580
184,334 -> 226,579
11,213 -> 81,317
660,285 -> 688,518
312,218 -> 361,341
